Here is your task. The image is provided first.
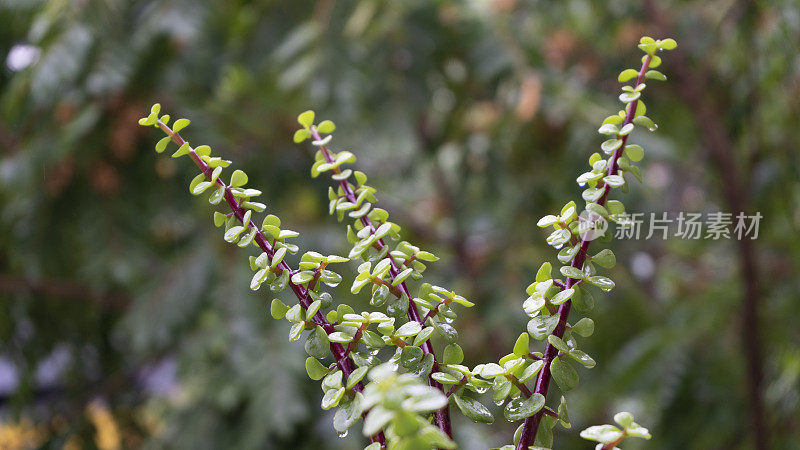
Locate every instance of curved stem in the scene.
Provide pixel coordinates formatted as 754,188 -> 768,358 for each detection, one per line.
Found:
311,128 -> 453,437
515,54 -> 652,450
157,122 -> 386,448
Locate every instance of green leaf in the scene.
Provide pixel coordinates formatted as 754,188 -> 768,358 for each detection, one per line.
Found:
434,322 -> 458,344
329,332 -> 354,344
347,366 -> 369,389
297,110 -> 315,128
363,330 -> 386,348
618,68 -> 638,82
535,262 -> 552,282
588,276 -> 615,291
172,118 -> 190,132
523,293 -> 546,314
560,266 -> 584,280
504,394 -> 545,421
443,343 -> 464,364
527,315 -> 559,340
592,249 -> 616,268
392,267 -> 414,286
450,295 -> 474,307
286,304 -> 303,323
633,99 -> 647,117
597,123 -> 619,135
619,91 -> 641,103
626,423 -> 652,439
518,360 -> 544,383
550,288 -> 574,306
633,115 -> 657,131
334,395 -> 363,433
304,325 -> 329,359
399,346 -> 424,370
224,226 -> 245,242
432,372 -> 461,384
270,299 -> 289,319
230,169 -> 248,187
480,363 -> 506,378
305,357 -> 330,380
571,318 -> 594,337
191,180 -> 212,195
585,203 -> 609,220
601,139 -> 623,154
614,412 -> 634,428
645,70 -> 667,81
492,377 -> 512,403
549,356 -> 578,392
416,251 -> 438,262
404,387 -> 447,412
413,327 -> 435,346
658,38 -> 677,50
580,425 -> 623,444
293,128 -> 311,143
638,41 -> 657,55
606,200 -> 625,216
271,247 -> 287,269
288,322 -> 305,342
547,335 -> 570,353
513,333 -> 529,356
557,395 -> 571,429
250,268 -> 268,290
537,215 -> 558,228
195,145 -> 211,157
317,120 -> 336,134
213,212 -> 227,227
453,394 -> 495,423
572,287 -> 594,314
624,144 -> 644,162
172,142 -> 191,158
560,201 -> 577,221
155,136 -> 171,153
351,277 -> 370,295
568,349 -> 596,368
618,123 -> 634,136
322,387 -> 345,410
291,271 -> 315,285
363,406 -> 393,436
395,321 -> 422,337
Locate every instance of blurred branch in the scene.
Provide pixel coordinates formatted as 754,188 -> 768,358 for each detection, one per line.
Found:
0,274 -> 129,309
0,123 -> 18,154
644,2 -> 767,448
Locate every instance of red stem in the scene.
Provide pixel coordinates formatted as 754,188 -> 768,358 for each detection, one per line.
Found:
601,431 -> 627,450
514,54 -> 652,450
310,128 -> 453,438
157,122 -> 386,448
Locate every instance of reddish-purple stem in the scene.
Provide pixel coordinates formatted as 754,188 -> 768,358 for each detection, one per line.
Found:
514,54 -> 652,450
157,122 -> 386,448
310,128 -> 453,438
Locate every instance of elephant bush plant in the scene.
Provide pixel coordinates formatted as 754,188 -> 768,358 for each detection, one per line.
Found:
138,36 -> 676,449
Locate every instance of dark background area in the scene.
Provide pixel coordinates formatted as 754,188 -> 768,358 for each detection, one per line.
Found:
0,0 -> 798,449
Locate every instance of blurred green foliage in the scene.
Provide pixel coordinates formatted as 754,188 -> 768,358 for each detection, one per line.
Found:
1,0 -> 798,449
